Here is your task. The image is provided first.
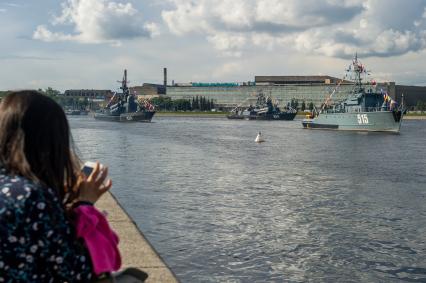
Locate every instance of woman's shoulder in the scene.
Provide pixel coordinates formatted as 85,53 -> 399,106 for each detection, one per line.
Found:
0,168 -> 58,205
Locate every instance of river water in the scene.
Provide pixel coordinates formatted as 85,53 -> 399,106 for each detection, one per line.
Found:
70,116 -> 426,282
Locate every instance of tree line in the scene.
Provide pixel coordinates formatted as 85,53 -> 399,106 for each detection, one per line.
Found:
289,99 -> 315,111
417,101 -> 426,113
3,89 -> 426,113
150,96 -> 215,111
2,88 -> 215,112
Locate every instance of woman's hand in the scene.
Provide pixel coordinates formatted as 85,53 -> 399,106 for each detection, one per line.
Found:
77,162 -> 112,204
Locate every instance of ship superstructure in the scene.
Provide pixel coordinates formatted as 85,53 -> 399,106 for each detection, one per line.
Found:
302,55 -> 404,132
94,70 -> 155,122
227,91 -> 297,120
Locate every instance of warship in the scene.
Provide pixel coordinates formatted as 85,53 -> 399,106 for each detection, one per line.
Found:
302,55 -> 405,132
227,91 -> 297,120
94,70 -> 155,122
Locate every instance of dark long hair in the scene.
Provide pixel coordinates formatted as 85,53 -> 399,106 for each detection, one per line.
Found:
0,90 -> 79,205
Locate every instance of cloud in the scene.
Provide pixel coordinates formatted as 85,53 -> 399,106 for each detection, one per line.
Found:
163,0 -> 362,33
212,62 -> 244,79
33,25 -> 74,42
207,32 -> 247,57
0,55 -> 58,61
33,0 -> 159,44
162,0 -> 426,58
0,8 -> 6,13
5,3 -> 24,8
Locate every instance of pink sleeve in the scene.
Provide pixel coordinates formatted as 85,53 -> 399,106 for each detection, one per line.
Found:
73,205 -> 122,275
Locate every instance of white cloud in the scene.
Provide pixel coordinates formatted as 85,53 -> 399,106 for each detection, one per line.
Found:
207,33 -> 247,57
162,0 -> 426,58
0,8 -> 6,13
161,1 -> 213,35
33,0 -> 158,44
255,0 -> 362,28
33,25 -> 74,42
5,3 -> 23,8
213,0 -> 253,29
212,62 -> 244,79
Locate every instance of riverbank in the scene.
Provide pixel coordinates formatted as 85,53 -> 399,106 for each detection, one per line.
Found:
404,115 -> 426,120
155,111 -> 426,120
96,192 -> 178,283
155,111 -> 227,118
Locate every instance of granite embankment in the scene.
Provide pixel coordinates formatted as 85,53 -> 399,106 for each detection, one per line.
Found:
96,192 -> 179,283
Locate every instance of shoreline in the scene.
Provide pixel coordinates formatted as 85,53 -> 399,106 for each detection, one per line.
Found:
403,115 -> 426,120
154,112 -> 426,120
96,192 -> 179,283
155,112 -> 227,118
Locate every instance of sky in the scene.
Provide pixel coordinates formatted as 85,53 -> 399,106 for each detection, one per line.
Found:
1,0 -> 426,92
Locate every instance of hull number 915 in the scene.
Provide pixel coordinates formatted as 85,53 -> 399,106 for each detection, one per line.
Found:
357,114 -> 369,124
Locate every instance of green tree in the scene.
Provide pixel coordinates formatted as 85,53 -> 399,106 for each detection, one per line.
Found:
308,101 -> 314,111
173,99 -> 192,111
78,98 -> 89,110
290,98 -> 299,110
417,100 -> 425,113
188,99 -> 192,111
151,96 -> 172,111
43,87 -> 61,98
200,96 -> 205,111
301,100 -> 306,111
194,96 -> 199,110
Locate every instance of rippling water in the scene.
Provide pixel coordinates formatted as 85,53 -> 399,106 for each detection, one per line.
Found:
70,116 -> 426,282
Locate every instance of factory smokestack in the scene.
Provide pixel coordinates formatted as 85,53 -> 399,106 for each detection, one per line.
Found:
164,68 -> 167,87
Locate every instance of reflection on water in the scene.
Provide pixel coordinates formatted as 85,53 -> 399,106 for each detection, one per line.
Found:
70,116 -> 426,282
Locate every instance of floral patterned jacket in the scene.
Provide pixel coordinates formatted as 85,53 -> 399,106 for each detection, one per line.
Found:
0,168 -> 93,282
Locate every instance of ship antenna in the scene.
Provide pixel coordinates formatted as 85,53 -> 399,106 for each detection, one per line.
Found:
117,69 -> 130,97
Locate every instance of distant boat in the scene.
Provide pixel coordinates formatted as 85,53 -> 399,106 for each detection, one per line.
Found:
227,91 -> 297,121
65,109 -> 89,116
255,132 -> 265,143
302,54 -> 405,132
94,69 -> 155,122
65,109 -> 81,115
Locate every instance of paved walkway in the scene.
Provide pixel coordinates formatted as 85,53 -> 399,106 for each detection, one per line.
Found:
96,192 -> 178,283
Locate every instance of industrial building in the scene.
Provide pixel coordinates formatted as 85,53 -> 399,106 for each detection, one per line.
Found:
62,67 -> 426,111
395,85 -> 426,109
166,76 -> 396,110
130,84 -> 165,98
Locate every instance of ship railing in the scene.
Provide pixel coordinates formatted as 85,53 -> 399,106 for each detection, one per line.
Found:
365,106 -> 390,112
323,106 -> 392,114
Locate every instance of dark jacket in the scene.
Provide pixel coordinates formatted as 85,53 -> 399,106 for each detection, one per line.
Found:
0,168 -> 93,282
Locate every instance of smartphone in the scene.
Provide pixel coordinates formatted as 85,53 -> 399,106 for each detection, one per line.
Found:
81,161 -> 98,177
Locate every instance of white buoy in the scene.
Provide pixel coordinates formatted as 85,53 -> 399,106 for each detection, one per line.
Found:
255,131 -> 265,143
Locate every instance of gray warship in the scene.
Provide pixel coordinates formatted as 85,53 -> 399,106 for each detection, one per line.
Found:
94,70 -> 155,122
302,55 -> 405,132
227,91 -> 297,120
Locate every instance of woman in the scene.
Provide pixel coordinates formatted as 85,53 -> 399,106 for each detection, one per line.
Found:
0,90 -> 112,282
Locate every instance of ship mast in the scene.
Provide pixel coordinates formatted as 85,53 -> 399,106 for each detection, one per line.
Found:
118,69 -> 130,97
351,53 -> 364,94
318,53 -> 365,113
106,69 -> 130,108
